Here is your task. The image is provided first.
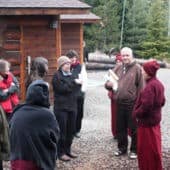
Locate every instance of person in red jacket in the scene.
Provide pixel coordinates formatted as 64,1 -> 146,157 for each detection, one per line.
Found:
0,59 -> 19,121
133,60 -> 165,170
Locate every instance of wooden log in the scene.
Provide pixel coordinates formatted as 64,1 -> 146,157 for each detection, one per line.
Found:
3,41 -> 20,51
86,59 -> 167,70
86,62 -> 114,70
88,58 -> 115,64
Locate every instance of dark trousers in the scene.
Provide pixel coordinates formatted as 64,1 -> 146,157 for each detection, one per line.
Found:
0,160 -> 3,170
116,103 -> 137,153
55,110 -> 76,157
75,97 -> 84,133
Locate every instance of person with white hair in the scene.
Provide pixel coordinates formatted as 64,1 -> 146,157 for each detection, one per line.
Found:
105,47 -> 144,159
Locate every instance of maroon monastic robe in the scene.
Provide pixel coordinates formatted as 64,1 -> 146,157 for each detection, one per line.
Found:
133,76 -> 165,170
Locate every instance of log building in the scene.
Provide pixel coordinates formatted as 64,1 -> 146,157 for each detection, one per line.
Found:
0,0 -> 100,101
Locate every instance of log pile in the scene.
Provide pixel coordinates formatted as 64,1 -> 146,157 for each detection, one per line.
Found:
85,52 -> 167,70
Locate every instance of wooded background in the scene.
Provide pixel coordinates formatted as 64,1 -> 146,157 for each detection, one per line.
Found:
83,0 -> 170,60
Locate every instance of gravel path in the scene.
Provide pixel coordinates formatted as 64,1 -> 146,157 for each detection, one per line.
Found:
58,69 -> 170,170
3,69 -> 170,170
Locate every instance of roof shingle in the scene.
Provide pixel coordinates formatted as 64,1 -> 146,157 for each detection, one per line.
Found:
0,0 -> 90,8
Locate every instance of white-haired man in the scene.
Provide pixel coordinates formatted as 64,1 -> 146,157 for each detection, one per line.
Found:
105,47 -> 144,159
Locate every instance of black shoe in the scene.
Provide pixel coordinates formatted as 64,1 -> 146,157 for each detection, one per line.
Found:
114,150 -> 126,156
66,152 -> 78,158
74,133 -> 81,138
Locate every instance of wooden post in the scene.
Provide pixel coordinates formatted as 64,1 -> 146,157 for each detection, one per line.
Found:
20,24 -> 26,101
56,19 -> 61,60
80,23 -> 83,64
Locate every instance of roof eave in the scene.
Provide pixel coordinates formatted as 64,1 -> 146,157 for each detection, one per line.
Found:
61,19 -> 100,24
0,8 -> 90,15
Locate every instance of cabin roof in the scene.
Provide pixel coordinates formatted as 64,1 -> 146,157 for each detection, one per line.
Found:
0,0 -> 91,15
0,0 -> 90,8
60,12 -> 101,23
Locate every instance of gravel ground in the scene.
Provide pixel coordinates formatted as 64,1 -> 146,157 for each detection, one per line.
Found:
3,69 -> 170,170
57,69 -> 170,170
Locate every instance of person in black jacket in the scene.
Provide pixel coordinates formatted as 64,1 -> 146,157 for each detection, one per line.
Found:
52,56 -> 80,162
83,41 -> 89,62
66,50 -> 85,138
10,80 -> 59,170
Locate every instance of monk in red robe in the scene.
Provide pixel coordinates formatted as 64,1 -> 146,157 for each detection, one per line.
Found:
133,60 -> 165,170
106,54 -> 122,138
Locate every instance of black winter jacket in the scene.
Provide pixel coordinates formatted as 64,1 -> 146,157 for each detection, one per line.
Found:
52,70 -> 77,113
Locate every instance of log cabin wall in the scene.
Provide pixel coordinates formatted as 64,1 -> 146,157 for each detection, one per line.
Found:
23,24 -> 57,101
0,17 -> 86,103
1,25 -> 21,76
0,16 -> 59,101
22,16 -> 59,102
61,23 -> 81,59
0,22 -> 21,97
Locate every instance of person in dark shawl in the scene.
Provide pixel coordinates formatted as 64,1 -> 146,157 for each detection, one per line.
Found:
133,60 -> 165,170
10,80 -> 59,170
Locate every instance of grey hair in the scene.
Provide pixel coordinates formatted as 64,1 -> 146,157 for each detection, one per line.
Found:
0,59 -> 10,73
121,47 -> 133,57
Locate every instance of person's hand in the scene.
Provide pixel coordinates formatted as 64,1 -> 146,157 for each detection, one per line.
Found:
105,81 -> 113,88
11,82 -> 15,86
75,79 -> 83,84
3,89 -> 8,93
108,91 -> 113,99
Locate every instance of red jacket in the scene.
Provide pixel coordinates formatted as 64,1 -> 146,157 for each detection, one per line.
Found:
133,77 -> 165,127
0,73 -> 19,113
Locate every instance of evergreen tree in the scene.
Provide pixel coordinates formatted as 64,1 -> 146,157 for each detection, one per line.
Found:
84,0 -> 120,52
122,0 -> 148,57
140,0 -> 170,59
83,0 -> 170,59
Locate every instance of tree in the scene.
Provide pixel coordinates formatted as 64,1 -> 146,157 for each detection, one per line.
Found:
121,0 -> 148,56
84,0 -> 120,52
140,0 -> 170,59
83,0 -> 170,59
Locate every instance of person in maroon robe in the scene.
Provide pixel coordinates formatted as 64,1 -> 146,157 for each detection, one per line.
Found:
107,54 -> 122,138
133,60 -> 165,170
